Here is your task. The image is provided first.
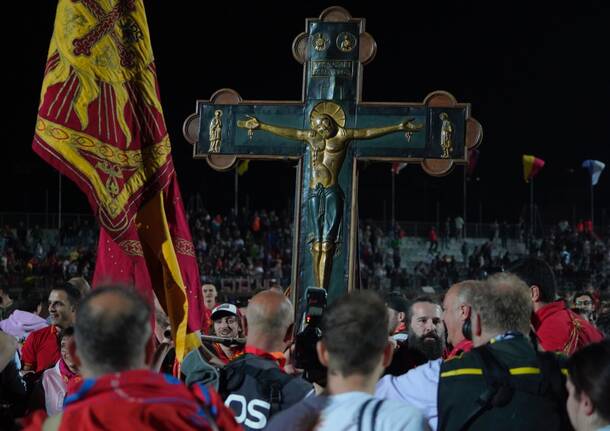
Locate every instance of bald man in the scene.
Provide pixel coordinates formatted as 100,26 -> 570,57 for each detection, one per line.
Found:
220,290 -> 313,431
24,286 -> 239,431
442,281 -> 480,359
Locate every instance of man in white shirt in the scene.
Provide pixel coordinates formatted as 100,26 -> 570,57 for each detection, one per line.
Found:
376,273 -> 570,431
267,291 -> 428,431
375,282 -> 477,429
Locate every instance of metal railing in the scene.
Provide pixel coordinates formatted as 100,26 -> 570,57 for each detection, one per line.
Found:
0,212 -> 95,230
362,221 -> 524,239
0,212 -> 604,240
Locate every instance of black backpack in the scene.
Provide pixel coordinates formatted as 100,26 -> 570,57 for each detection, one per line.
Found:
218,356 -> 294,417
457,345 -> 572,431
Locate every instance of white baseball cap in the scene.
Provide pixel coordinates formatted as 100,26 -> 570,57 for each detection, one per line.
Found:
211,303 -> 239,320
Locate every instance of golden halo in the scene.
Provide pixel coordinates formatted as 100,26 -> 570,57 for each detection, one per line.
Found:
311,101 -> 346,127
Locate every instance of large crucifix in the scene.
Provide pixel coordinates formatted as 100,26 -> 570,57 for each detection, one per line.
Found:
184,6 -> 482,306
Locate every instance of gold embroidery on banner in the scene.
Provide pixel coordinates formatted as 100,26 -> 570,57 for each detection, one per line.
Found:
36,116 -> 172,223
119,240 -> 144,256
97,207 -> 131,235
96,160 -> 123,197
174,238 -> 196,257
43,1 -> 158,148
37,117 -> 171,168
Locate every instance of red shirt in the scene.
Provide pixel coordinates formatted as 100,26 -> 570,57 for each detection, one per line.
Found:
251,216 -> 261,232
533,300 -> 604,355
446,338 -> 474,360
392,322 -> 407,335
21,325 -> 59,373
201,307 -> 212,334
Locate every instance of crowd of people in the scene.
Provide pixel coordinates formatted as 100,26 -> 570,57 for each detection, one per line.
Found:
2,207 -> 609,301
189,207 -> 294,289
0,207 -> 295,297
0,256 -> 609,430
359,218 -> 609,297
1,207 -> 609,429
0,221 -> 96,294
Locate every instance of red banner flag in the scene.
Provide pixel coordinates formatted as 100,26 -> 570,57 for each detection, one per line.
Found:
32,0 -> 204,360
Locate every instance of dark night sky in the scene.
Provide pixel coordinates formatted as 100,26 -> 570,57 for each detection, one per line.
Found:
5,1 -> 610,227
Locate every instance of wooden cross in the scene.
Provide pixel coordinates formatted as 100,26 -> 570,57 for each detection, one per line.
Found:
183,6 -> 482,306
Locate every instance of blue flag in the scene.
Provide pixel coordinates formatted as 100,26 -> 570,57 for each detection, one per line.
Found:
582,160 -> 605,186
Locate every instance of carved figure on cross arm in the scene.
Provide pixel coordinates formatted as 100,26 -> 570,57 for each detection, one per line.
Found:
208,110 -> 223,153
439,112 -> 453,158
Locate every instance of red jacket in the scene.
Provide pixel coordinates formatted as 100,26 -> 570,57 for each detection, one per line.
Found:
532,300 -> 604,355
23,369 -> 242,431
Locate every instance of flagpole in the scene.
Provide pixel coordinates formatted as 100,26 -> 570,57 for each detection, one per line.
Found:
590,172 -> 594,230
463,165 -> 467,233
45,189 -> 49,229
234,167 -> 238,216
58,173 -> 62,231
391,171 -> 396,228
529,179 -> 534,239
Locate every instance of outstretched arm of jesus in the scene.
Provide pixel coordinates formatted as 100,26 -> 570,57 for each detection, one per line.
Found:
351,118 -> 423,139
238,115 -> 308,140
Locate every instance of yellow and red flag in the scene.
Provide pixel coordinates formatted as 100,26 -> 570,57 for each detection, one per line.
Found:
522,154 -> 545,183
32,0 -> 204,360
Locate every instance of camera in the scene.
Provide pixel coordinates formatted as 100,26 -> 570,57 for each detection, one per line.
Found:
294,287 -> 327,386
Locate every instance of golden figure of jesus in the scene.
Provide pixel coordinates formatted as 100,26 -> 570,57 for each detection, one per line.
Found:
238,102 -> 423,289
